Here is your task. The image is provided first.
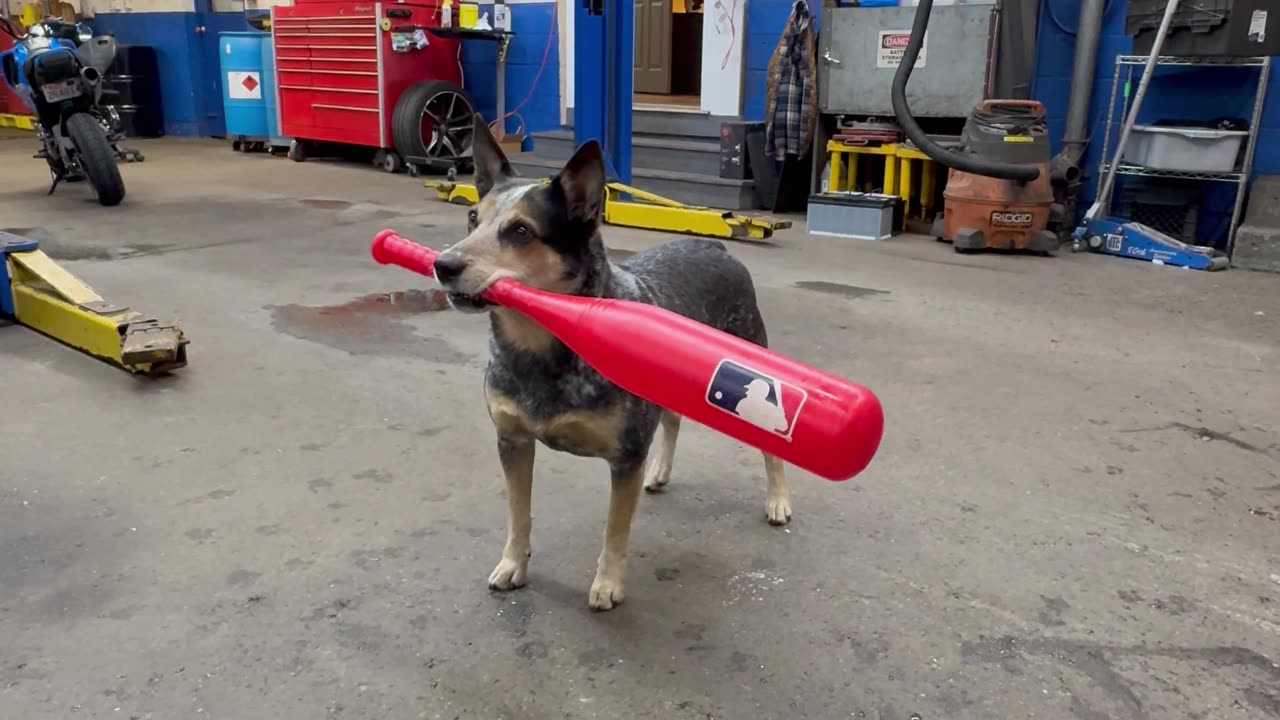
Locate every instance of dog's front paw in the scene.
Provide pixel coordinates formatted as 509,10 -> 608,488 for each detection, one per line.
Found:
588,575 -> 625,611
488,556 -> 528,591
765,496 -> 792,526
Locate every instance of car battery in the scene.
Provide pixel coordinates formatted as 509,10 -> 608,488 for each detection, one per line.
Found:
806,192 -> 904,241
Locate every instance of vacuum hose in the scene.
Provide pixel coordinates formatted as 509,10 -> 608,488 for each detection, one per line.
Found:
891,0 -> 1040,182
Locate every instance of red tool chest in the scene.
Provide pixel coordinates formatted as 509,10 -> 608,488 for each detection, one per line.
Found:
1,32 -> 29,116
270,0 -> 461,151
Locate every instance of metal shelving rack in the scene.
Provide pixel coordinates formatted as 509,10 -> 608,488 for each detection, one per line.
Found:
1098,54 -> 1272,257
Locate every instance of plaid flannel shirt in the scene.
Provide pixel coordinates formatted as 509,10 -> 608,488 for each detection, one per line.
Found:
766,3 -> 815,158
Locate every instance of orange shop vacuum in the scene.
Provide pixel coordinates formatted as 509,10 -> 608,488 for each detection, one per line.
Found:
891,0 -> 1059,255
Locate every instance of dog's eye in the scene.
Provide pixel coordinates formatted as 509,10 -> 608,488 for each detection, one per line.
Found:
513,223 -> 529,237
467,210 -> 478,227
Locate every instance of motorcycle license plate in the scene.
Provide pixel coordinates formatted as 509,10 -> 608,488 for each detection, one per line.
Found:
42,79 -> 82,103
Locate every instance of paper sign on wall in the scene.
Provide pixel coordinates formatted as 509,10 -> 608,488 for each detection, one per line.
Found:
876,30 -> 926,69
1249,10 -> 1267,43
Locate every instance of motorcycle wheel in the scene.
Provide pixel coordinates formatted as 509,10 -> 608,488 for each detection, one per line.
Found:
66,113 -> 126,207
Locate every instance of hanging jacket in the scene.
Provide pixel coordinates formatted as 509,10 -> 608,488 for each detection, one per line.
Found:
765,0 -> 818,159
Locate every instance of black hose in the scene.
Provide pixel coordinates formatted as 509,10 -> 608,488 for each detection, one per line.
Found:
890,0 -> 1040,182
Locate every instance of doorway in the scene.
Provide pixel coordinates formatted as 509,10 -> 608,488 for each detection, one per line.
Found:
193,0 -> 226,137
632,0 -> 702,107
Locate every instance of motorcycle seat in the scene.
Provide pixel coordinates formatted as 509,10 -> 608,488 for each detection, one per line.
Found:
76,35 -> 118,74
24,46 -> 78,86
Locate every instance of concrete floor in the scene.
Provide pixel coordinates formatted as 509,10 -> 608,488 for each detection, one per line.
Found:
2,133 -> 1279,720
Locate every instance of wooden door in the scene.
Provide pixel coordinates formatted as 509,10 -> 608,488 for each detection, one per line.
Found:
633,0 -> 672,95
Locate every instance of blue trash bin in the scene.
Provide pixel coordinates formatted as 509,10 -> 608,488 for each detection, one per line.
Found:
260,33 -> 289,150
219,31 -> 269,149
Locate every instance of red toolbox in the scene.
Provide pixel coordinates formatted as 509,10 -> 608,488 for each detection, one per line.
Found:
1,32 -> 30,117
270,0 -> 461,159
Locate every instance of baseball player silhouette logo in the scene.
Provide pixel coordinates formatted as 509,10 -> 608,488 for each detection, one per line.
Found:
705,359 -> 808,440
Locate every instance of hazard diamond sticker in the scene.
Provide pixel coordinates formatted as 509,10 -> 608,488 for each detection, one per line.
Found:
228,71 -> 262,100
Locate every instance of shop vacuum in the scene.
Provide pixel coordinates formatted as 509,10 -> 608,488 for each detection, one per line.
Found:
892,0 -> 1060,255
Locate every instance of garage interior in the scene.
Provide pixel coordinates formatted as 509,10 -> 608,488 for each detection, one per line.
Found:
3,0 -> 1280,718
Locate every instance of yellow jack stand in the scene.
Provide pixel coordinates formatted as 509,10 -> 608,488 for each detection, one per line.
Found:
1,232 -> 188,376
0,113 -> 38,131
424,180 -> 790,242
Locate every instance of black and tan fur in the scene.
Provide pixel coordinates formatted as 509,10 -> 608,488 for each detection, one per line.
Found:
433,116 -> 790,611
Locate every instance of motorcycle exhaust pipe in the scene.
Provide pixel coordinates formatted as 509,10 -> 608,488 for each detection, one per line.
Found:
81,66 -> 102,85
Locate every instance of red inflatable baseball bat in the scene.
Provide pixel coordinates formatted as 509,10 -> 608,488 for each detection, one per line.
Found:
371,230 -> 884,481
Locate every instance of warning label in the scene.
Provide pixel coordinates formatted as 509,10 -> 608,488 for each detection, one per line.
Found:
876,30 -> 926,69
227,71 -> 262,100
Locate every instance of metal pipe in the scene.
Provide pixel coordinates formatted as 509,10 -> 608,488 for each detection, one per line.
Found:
1061,0 -> 1107,158
1090,0 -> 1181,221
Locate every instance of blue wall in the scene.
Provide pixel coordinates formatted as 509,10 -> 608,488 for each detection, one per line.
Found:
466,2 -> 560,144
743,0 -> 817,122
1032,0 -> 1278,244
90,4 -> 561,142
89,11 -> 233,137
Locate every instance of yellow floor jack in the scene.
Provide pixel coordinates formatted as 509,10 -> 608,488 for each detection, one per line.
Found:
1,231 -> 188,375
423,180 -> 791,242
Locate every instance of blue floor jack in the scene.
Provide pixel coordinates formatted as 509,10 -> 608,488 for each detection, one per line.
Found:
1072,218 -> 1229,270
1071,0 -> 1229,271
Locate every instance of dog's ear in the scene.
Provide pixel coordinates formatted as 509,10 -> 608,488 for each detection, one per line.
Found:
553,140 -> 606,225
471,114 -> 512,198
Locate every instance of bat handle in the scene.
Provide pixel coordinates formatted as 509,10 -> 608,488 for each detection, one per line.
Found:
371,229 -> 440,278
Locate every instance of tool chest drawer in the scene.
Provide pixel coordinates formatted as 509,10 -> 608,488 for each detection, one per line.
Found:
271,0 -> 459,150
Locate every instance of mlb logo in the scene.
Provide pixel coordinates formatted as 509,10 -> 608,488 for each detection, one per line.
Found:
705,359 -> 807,440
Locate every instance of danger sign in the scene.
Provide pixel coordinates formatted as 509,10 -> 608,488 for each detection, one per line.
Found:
227,71 -> 262,100
876,30 -> 927,69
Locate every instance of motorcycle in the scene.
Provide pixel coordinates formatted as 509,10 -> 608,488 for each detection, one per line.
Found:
0,17 -> 127,206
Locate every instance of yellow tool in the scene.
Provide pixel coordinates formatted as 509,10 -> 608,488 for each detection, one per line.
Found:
1,232 -> 188,375
825,140 -> 938,221
423,180 -> 789,242
0,113 -> 38,131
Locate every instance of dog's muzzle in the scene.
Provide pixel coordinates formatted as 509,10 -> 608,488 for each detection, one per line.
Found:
446,291 -> 494,313
433,254 -> 495,312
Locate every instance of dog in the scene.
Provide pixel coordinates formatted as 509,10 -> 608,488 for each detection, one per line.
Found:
432,115 -> 790,611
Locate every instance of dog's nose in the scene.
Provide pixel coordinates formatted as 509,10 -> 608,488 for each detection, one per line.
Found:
433,254 -> 468,283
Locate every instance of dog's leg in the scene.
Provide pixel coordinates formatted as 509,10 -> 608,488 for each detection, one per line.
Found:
643,411 -> 681,493
589,462 -> 646,611
763,453 -> 792,526
488,436 -> 536,591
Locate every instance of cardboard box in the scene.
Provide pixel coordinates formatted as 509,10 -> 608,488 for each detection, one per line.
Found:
498,133 -> 524,156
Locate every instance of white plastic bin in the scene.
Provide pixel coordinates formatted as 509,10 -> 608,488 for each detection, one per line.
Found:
1123,125 -> 1247,173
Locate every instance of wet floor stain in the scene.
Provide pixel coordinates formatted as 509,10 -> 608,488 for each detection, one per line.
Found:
300,198 -> 352,210
297,197 -> 404,226
794,280 -> 890,299
268,290 -> 470,363
3,227 -> 172,261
